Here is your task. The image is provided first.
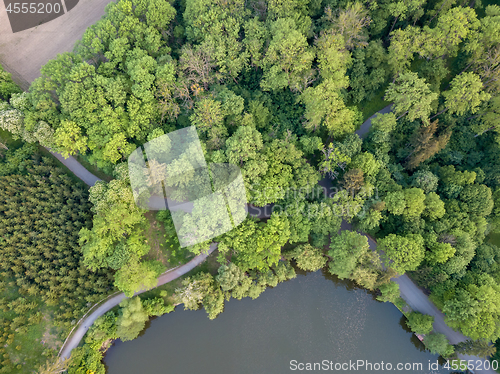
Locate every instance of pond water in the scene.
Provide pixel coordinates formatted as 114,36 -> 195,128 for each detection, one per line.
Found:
103,270 -> 452,374
489,232 -> 500,247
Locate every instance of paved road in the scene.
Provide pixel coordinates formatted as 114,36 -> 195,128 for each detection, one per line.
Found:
341,223 -> 494,373
59,243 -> 217,359
46,147 -> 102,186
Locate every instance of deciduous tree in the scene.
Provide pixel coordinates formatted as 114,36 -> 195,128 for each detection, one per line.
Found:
261,18 -> 315,92
406,312 -> 434,335
116,297 -> 149,342
286,244 -> 327,272
384,71 -> 438,123
379,233 -> 425,273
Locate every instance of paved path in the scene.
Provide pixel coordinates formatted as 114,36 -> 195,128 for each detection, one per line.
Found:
357,104 -> 393,138
1,0 -> 491,365
45,147 -> 102,186
49,106 -> 495,371
59,243 -> 217,359
341,219 -> 494,372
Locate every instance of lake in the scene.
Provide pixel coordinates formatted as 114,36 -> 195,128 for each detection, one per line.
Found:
104,269 -> 452,374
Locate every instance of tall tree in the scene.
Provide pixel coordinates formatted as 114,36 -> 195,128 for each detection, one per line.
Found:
261,18 -> 315,92
183,0 -> 249,80
0,64 -> 22,100
285,244 -> 327,272
301,81 -> 358,137
79,167 -> 149,277
322,2 -> 371,51
443,284 -> 500,341
438,72 -> 491,117
455,339 -> 497,358
406,120 -> 451,170
116,297 -> 149,341
266,0 -> 312,36
217,214 -> 290,271
423,333 -> 454,356
463,5 -> 500,93
379,233 -> 425,273
387,27 -> 419,76
328,231 -> 382,289
386,0 -> 426,34
384,71 -> 438,123
420,6 -> 479,60
114,257 -> 165,297
406,312 -> 434,335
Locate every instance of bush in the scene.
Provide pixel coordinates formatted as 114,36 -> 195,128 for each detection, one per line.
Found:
424,333 -> 454,357
286,244 -> 327,272
406,312 -> 434,335
376,281 -> 400,303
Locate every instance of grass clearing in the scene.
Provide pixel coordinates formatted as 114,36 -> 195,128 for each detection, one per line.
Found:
144,211 -> 170,267
144,211 -> 197,267
348,83 -> 391,126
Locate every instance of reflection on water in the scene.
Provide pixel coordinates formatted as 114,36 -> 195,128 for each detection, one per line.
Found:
104,269 -> 452,374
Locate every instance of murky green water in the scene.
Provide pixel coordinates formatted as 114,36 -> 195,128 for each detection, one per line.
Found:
104,270 -> 451,374
488,233 -> 500,247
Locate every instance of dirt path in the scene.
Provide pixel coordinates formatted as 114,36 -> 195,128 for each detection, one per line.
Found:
59,243 -> 217,359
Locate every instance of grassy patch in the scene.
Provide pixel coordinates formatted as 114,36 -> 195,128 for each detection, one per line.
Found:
0,281 -> 65,373
144,211 -> 171,267
154,211 -> 197,267
0,129 -> 23,149
139,277 -> 184,306
353,83 -> 391,124
195,249 -> 221,276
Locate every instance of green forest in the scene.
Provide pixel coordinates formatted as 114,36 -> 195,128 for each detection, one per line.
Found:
1,0 -> 500,372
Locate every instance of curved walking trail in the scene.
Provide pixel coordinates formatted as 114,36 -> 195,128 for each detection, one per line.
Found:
45,147 -> 102,186
361,226 -> 492,373
59,243 -> 217,359
0,0 -> 490,366
51,107 -> 494,372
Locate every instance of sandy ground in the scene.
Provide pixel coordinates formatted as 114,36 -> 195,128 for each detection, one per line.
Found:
0,0 -> 115,88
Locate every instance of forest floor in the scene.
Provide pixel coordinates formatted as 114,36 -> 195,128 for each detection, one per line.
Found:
144,212 -> 170,267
